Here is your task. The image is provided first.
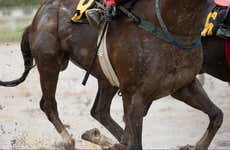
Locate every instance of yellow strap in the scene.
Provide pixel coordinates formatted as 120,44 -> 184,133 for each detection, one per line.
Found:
71,0 -> 94,22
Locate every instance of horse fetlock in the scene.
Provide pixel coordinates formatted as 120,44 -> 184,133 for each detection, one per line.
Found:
127,144 -> 142,150
106,143 -> 126,150
120,135 -> 128,145
62,137 -> 75,150
62,139 -> 75,150
194,144 -> 208,150
179,145 -> 195,150
60,130 -> 75,150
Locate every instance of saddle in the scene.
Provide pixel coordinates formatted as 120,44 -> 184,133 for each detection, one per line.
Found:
202,1 -> 230,39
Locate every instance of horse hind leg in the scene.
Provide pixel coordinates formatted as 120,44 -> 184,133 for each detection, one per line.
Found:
172,78 -> 223,150
34,43 -> 74,149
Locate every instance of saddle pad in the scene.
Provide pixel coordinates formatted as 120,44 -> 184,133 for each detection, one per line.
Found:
215,0 -> 230,7
97,23 -> 120,87
225,40 -> 230,68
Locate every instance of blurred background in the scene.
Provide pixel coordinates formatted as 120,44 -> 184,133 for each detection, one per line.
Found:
0,0 -> 42,42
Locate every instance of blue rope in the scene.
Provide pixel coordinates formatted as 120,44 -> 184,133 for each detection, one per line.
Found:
155,0 -> 201,50
171,36 -> 201,50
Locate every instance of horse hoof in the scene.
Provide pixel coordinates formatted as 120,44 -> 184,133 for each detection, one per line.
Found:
105,143 -> 126,150
82,128 -> 101,142
63,139 -> 75,150
179,144 -> 195,150
82,128 -> 114,148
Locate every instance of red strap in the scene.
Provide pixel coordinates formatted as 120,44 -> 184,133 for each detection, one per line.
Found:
215,0 -> 230,7
104,0 -> 116,6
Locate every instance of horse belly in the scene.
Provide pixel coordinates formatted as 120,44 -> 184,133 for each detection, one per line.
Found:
146,50 -> 203,100
108,22 -> 203,99
116,44 -> 202,100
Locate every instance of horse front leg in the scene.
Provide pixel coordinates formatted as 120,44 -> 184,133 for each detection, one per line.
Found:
36,52 -> 74,150
122,93 -> 146,150
172,78 -> 223,150
90,81 -> 124,141
81,81 -> 124,148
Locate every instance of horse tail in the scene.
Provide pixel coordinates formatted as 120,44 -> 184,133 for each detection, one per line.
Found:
0,25 -> 34,87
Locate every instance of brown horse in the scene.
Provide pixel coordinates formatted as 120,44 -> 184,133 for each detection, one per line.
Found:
0,0 -> 223,149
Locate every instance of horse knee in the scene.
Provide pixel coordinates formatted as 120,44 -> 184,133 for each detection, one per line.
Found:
90,106 -> 97,118
40,97 -> 45,112
91,109 -> 110,122
90,110 -> 104,120
209,108 -> 223,129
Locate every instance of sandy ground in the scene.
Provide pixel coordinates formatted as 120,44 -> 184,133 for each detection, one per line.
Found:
0,43 -> 230,149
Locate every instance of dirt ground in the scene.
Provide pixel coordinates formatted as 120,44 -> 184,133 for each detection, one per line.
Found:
0,43 -> 230,149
